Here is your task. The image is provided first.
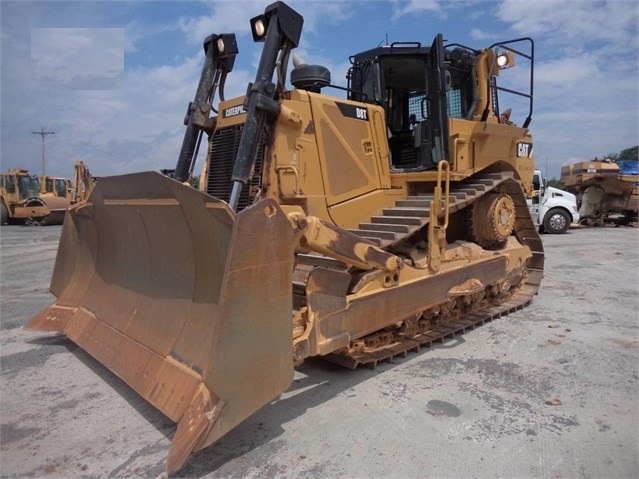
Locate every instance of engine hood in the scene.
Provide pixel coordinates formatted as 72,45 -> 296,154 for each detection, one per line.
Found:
547,186 -> 577,204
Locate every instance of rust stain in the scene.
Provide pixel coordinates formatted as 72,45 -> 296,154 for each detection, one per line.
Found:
303,120 -> 315,135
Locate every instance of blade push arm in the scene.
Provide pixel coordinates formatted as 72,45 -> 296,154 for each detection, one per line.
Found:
229,2 -> 303,210
174,33 -> 238,182
289,213 -> 403,273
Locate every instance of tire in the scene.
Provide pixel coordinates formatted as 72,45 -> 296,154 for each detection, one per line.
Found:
0,203 -> 7,226
543,208 -> 570,234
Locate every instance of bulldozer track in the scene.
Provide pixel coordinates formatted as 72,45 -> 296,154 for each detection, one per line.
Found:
325,294 -> 532,369
295,170 -> 544,368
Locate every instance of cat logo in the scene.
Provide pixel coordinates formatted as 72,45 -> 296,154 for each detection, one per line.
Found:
223,104 -> 246,118
516,142 -> 533,158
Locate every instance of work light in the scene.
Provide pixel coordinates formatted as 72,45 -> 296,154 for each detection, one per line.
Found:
496,51 -> 515,69
213,33 -> 238,58
251,15 -> 267,41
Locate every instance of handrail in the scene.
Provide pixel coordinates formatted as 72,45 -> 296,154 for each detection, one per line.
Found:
428,160 -> 451,272
275,165 -> 300,195
437,159 -> 451,229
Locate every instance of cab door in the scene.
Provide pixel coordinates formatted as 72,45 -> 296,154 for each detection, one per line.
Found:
428,33 -> 450,163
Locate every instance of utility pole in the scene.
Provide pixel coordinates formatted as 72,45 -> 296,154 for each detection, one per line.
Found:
545,156 -> 548,179
32,126 -> 55,177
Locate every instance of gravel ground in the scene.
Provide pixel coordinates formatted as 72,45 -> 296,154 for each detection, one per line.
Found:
1,224 -> 638,478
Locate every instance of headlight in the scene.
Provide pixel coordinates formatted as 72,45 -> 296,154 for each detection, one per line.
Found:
250,14 -> 267,41
253,18 -> 265,37
211,33 -> 238,59
496,51 -> 515,69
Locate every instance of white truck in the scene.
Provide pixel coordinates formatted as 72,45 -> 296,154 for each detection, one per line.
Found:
529,169 -> 580,234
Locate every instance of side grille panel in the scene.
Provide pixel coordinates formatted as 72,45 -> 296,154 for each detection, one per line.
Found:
205,124 -> 264,212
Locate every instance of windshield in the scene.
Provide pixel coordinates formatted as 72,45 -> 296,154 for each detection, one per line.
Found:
55,179 -> 68,197
351,59 -> 381,104
18,175 -> 41,200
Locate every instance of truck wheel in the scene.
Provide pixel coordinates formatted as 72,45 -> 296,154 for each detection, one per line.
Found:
543,208 -> 570,234
1,203 -> 7,225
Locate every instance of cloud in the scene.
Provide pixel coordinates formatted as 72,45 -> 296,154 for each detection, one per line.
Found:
469,28 -> 494,41
177,0 -> 354,44
497,0 -> 638,49
535,54 -> 603,90
1,0 -> 637,182
389,0 -> 443,21
31,28 -> 124,90
122,19 -> 177,54
489,0 -> 638,174
1,1 -> 261,178
177,0 -> 265,43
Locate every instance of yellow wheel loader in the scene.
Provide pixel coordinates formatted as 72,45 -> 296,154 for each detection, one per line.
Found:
27,2 -> 543,474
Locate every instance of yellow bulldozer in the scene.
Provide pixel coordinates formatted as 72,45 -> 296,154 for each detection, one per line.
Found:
27,2 -> 543,474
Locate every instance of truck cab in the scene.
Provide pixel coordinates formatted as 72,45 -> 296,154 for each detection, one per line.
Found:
529,169 -> 579,233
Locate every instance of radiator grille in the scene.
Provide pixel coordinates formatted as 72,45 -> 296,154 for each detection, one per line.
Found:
205,124 -> 264,212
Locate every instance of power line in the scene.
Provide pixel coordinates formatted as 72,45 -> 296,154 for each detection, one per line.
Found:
32,126 -> 55,177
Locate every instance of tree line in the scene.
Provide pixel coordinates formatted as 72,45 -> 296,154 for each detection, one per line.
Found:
595,145 -> 638,162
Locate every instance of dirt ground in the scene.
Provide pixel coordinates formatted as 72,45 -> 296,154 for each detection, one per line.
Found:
1,225 -> 638,478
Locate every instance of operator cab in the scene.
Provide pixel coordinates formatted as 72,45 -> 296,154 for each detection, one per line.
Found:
348,35 -> 476,172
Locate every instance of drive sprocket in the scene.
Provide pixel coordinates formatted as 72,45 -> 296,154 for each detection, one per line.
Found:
470,192 -> 516,247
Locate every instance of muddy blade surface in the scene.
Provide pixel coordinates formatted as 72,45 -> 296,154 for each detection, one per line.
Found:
26,172 -> 295,474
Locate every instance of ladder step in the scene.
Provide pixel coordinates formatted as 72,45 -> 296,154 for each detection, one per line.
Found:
370,215 -> 424,226
474,178 -> 497,186
406,194 -> 435,200
454,188 -> 478,196
396,199 -> 432,208
382,207 -> 430,217
448,191 -> 468,200
348,229 -> 399,241
359,223 -> 412,233
478,171 -> 514,180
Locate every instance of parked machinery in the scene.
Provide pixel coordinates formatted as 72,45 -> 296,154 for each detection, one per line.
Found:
27,2 -> 543,474
1,169 -> 52,225
71,160 -> 96,203
561,159 -> 639,225
39,175 -> 73,225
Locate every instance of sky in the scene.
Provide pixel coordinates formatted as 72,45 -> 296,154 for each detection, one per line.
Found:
1,0 -> 637,180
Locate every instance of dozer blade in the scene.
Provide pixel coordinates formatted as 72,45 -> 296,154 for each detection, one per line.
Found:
26,172 -> 295,474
